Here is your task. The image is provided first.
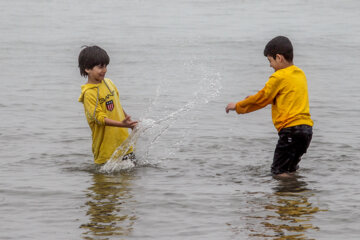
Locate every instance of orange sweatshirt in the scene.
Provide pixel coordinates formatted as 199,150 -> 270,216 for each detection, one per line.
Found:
236,65 -> 313,131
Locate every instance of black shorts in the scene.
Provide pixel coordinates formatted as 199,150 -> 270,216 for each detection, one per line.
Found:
271,125 -> 313,175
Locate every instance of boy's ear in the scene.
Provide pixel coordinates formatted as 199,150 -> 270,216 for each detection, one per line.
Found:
85,68 -> 90,74
276,54 -> 284,62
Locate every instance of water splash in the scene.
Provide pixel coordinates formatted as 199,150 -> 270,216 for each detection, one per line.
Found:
100,65 -> 222,173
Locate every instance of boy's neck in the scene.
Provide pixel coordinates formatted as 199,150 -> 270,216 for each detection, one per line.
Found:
87,77 -> 103,84
283,61 -> 293,68
277,61 -> 293,71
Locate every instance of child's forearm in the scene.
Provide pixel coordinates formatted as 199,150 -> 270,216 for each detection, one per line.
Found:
104,118 -> 126,127
104,117 -> 138,129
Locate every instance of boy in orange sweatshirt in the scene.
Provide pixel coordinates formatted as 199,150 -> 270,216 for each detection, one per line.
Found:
226,36 -> 313,177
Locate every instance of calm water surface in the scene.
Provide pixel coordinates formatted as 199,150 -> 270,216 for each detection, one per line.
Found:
1,0 -> 360,239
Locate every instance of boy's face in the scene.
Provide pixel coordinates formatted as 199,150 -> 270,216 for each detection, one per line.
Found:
267,55 -> 281,72
86,64 -> 107,83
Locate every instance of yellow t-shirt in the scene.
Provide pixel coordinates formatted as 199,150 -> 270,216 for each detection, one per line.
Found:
235,65 -> 313,131
78,78 -> 132,164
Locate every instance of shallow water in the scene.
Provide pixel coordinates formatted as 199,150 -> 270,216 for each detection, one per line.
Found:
1,0 -> 360,239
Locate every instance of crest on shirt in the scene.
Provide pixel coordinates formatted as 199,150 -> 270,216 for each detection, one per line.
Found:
106,100 -> 114,111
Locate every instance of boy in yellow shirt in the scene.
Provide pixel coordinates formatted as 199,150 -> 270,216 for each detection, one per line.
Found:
226,36 -> 313,177
78,46 -> 138,165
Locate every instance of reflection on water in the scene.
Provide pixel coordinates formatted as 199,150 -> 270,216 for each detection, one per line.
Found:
80,172 -> 137,240
245,176 -> 322,239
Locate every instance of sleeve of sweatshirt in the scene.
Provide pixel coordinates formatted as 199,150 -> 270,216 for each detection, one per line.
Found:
235,75 -> 280,114
83,89 -> 108,125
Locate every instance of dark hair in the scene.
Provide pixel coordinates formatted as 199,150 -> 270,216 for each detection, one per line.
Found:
78,45 -> 110,77
263,36 -> 293,62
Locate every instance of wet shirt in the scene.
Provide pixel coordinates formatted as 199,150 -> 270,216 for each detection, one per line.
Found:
78,78 -> 132,164
235,65 -> 313,131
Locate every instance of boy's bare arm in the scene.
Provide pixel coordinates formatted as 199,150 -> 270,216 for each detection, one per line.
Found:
104,116 -> 138,129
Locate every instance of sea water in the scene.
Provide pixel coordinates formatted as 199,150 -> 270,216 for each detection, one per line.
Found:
1,0 -> 360,239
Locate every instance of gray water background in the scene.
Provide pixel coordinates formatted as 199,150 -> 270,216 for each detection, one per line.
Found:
1,0 -> 360,239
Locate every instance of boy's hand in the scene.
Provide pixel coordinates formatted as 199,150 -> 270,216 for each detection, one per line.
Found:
226,102 -> 236,113
122,116 -> 138,129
